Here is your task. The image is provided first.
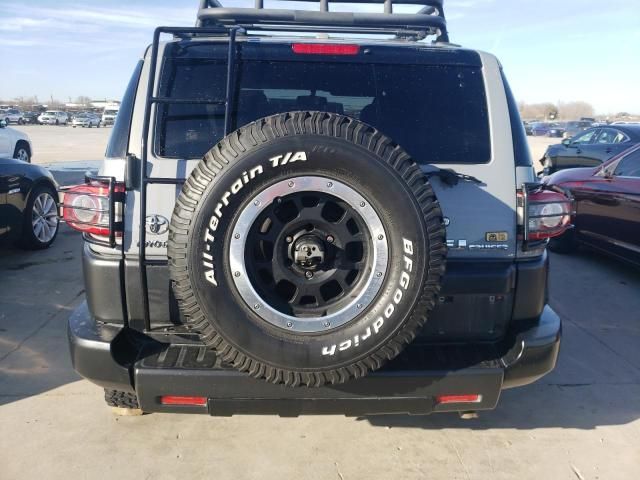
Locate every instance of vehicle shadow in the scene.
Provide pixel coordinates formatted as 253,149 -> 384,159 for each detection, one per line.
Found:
0,226 -> 84,406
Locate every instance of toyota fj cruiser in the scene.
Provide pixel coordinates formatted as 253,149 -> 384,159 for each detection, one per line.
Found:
62,0 -> 571,416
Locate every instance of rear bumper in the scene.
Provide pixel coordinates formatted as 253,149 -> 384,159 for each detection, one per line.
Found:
68,303 -> 561,415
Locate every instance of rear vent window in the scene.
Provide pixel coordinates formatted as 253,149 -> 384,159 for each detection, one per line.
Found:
156,58 -> 491,165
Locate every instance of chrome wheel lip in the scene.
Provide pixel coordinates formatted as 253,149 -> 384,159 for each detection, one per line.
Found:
31,192 -> 58,243
229,176 -> 389,333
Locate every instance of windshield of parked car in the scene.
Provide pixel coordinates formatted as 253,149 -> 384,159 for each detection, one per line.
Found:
155,57 -> 491,165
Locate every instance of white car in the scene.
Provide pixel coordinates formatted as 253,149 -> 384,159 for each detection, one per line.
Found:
72,113 -> 101,128
38,111 -> 69,125
0,109 -> 25,125
0,120 -> 33,162
101,108 -> 119,126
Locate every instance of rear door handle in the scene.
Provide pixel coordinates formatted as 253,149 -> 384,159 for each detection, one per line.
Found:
605,148 -> 613,154
576,149 -> 582,154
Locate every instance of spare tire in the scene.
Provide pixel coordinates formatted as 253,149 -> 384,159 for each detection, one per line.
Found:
168,112 -> 446,386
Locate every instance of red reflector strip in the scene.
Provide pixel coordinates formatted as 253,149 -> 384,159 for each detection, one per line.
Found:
292,43 -> 360,55
160,395 -> 207,406
435,394 -> 482,405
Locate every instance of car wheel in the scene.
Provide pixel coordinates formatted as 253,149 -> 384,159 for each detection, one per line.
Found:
14,143 -> 31,163
168,111 -> 447,386
18,184 -> 59,250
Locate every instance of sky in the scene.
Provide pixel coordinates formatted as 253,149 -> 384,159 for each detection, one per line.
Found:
1,0 -> 639,114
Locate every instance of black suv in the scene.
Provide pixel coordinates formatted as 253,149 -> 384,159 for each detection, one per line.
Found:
62,0 -> 571,416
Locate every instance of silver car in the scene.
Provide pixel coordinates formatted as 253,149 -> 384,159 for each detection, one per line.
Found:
0,109 -> 25,125
38,111 -> 69,125
72,113 -> 101,128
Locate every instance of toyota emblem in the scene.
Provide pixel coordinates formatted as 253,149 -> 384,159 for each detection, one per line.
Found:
145,214 -> 169,235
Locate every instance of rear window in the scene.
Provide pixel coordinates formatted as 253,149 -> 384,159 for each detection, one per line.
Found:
155,56 -> 490,165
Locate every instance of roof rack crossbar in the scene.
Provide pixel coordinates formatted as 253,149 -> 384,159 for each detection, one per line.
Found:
196,0 -> 449,42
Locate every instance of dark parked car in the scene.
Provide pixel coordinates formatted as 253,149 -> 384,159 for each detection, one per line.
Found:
540,125 -> 640,176
531,122 -> 565,137
545,143 -> 640,267
22,111 -> 42,125
0,158 -> 59,249
563,120 -> 593,139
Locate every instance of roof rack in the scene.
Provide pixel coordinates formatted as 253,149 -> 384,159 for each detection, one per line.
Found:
196,0 -> 449,42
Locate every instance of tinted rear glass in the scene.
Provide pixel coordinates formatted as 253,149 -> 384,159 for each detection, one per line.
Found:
156,56 -> 490,164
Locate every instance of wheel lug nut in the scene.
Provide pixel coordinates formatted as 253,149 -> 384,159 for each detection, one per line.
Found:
286,236 -> 293,243
378,234 -> 384,240
287,321 -> 293,328
234,233 -> 240,239
288,181 -> 295,188
326,235 -> 334,244
356,303 -> 363,309
376,271 -> 382,277
234,271 -> 241,277
327,181 -> 333,188
254,304 -> 260,310
305,271 -> 313,279
360,201 -> 365,207
324,321 -> 331,328
253,200 -> 260,206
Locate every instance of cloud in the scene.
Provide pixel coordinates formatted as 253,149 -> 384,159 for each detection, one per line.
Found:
0,3 -> 193,33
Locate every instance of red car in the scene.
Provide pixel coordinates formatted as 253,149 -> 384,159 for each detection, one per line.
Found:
544,143 -> 640,267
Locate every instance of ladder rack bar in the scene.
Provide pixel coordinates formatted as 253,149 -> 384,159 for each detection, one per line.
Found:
139,27 -> 164,331
143,178 -> 186,185
224,27 -> 239,136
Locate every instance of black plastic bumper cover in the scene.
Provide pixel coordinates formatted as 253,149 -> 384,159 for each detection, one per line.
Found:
68,302 -> 561,415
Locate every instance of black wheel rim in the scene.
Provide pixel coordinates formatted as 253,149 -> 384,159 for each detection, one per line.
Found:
229,176 -> 389,333
245,190 -> 371,318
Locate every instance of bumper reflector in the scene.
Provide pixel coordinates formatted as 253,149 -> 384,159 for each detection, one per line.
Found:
160,395 -> 207,406
435,394 -> 482,405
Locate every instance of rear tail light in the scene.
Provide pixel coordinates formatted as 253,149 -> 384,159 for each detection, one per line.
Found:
518,184 -> 573,244
292,43 -> 360,55
60,176 -> 124,246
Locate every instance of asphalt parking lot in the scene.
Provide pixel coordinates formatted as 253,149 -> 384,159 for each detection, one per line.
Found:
1,127 -> 639,479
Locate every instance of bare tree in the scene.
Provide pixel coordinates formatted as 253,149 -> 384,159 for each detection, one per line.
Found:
75,96 -> 92,106
519,102 -> 559,121
557,101 -> 595,120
